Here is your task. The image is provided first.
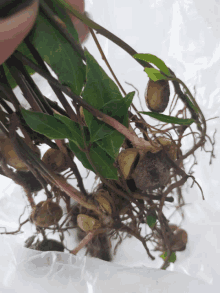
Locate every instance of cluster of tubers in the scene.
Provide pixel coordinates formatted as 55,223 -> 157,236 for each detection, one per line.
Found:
117,136 -> 178,192
70,202 -> 112,262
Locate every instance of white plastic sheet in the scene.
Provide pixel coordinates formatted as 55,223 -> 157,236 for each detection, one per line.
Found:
0,235 -> 217,293
0,0 -> 220,292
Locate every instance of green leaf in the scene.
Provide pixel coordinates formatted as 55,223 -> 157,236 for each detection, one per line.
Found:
87,91 -> 135,143
124,91 -> 135,108
147,215 -> 157,228
134,53 -> 171,76
68,140 -> 95,172
69,140 -> 118,180
21,108 -> 73,139
160,251 -> 176,263
43,0 -> 80,44
144,68 -> 168,81
96,130 -> 124,159
94,92 -> 134,158
3,42 -> 37,90
88,99 -> 127,142
89,143 -> 118,180
28,12 -> 85,95
139,111 -> 195,125
82,49 -> 123,128
54,113 -> 84,148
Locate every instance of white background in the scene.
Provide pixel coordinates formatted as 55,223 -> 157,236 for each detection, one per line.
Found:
0,0 -> 220,291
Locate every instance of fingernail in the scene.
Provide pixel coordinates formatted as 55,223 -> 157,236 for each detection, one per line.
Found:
0,0 -> 35,18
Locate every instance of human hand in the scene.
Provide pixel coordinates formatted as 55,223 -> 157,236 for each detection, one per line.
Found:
0,0 -> 89,65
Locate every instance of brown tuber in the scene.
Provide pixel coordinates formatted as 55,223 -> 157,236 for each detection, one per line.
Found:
145,79 -> 170,113
154,224 -> 188,252
35,239 -> 65,252
77,214 -> 101,232
31,200 -> 63,228
42,147 -> 73,173
0,134 -> 40,171
131,150 -> 171,191
117,148 -> 139,180
155,137 -> 178,161
94,189 -> 113,215
70,203 -> 112,262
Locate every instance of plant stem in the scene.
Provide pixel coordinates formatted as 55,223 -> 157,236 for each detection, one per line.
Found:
59,0 -> 152,68
60,5 -> 202,135
9,114 -> 104,216
70,231 -> 95,255
14,51 -> 153,151
89,28 -> 146,124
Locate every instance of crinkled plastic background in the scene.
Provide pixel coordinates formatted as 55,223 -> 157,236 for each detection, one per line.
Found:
0,0 -> 220,292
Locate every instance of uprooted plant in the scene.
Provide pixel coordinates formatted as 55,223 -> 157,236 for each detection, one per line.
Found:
0,0 -> 217,269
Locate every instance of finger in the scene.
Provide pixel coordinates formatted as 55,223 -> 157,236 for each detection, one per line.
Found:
65,0 -> 89,43
0,0 -> 39,65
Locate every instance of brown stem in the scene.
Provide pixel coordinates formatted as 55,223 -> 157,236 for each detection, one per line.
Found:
70,231 -> 95,255
5,57 -> 45,113
0,66 -> 21,111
